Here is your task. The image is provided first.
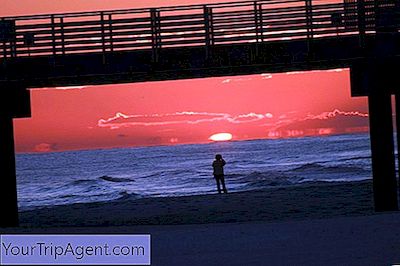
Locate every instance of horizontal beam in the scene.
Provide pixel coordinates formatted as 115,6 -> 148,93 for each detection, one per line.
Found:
0,35 -> 369,89
0,0 -> 329,20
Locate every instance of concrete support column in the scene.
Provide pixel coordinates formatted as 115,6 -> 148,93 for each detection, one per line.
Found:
368,93 -> 398,211
395,94 -> 400,191
0,85 -> 31,227
0,114 -> 19,227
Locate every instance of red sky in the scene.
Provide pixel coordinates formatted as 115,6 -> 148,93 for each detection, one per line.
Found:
2,1 -> 370,153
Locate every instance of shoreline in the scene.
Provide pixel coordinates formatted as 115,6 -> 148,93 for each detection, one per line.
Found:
19,179 -> 374,227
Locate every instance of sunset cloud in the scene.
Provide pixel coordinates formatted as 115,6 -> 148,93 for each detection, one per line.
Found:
271,109 -> 369,137
221,73 -> 273,84
34,143 -> 58,152
97,109 -> 367,138
303,109 -> 368,120
285,68 -> 346,75
220,69 -> 346,84
37,86 -> 88,91
97,111 -> 274,129
261,73 -> 273,79
55,86 -> 88,90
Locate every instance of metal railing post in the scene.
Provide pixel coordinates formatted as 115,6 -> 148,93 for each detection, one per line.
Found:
254,2 -> 264,60
51,15 -> 56,57
100,12 -> 107,65
1,18 -> 7,60
150,8 -> 161,64
100,12 -> 106,53
254,2 -> 264,43
305,0 -> 313,57
108,14 -> 114,52
204,6 -> 214,60
60,17 -> 65,55
357,0 -> 366,47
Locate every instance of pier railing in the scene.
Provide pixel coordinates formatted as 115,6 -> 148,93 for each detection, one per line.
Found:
0,0 -> 398,59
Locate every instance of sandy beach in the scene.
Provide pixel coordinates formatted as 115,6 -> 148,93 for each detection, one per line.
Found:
18,180 -> 375,227
4,180 -> 400,265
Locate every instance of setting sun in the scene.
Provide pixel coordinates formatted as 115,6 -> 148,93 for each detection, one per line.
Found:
209,133 -> 233,142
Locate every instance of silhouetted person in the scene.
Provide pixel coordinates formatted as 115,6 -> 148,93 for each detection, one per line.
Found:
212,154 -> 228,194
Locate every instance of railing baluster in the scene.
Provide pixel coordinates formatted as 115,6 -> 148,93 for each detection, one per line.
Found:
9,21 -> 16,58
100,11 -> 106,55
51,15 -> 56,57
150,8 -> 161,63
1,39 -> 5,60
305,0 -> 313,56
100,11 -> 107,65
357,0 -> 366,47
1,18 -> 7,59
204,6 -> 214,59
254,2 -> 264,43
305,0 -> 313,39
60,17 -> 65,55
254,2 -> 259,42
258,3 -> 264,42
108,14 -> 113,52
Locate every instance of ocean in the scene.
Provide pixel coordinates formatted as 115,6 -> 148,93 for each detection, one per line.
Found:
16,133 -> 373,211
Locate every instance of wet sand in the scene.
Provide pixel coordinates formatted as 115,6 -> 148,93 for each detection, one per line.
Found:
19,180 -> 375,227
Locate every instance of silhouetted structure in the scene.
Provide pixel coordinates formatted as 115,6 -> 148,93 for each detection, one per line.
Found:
1,0 -> 399,226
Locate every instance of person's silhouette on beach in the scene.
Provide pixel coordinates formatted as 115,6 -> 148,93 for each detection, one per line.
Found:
212,154 -> 228,194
